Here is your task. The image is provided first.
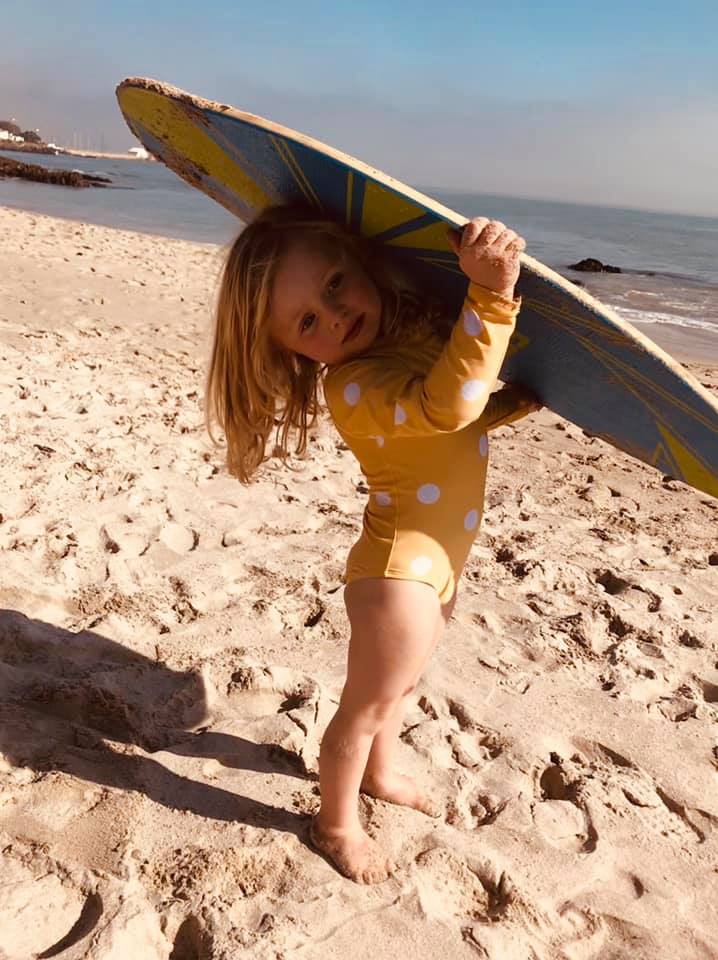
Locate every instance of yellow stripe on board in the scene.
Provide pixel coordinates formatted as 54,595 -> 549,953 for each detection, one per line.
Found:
386,219 -> 452,252
361,180 -> 425,237
657,424 -> 718,497
270,136 -> 321,209
118,87 -> 270,211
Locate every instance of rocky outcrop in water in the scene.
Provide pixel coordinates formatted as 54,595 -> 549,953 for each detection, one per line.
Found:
569,257 -> 622,274
0,157 -> 110,187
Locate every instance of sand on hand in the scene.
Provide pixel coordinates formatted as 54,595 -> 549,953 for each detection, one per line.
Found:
0,205 -> 717,959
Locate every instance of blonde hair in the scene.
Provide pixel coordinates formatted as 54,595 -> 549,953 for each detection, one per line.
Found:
205,204 -> 446,483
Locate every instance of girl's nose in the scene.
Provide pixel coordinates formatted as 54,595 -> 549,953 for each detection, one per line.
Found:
330,302 -> 349,325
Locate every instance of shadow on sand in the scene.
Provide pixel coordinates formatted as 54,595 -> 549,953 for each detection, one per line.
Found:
0,608 -> 312,837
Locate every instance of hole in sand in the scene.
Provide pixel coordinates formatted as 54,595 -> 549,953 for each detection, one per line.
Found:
631,874 -> 646,898
169,916 -> 213,960
595,569 -> 631,596
540,763 -> 568,800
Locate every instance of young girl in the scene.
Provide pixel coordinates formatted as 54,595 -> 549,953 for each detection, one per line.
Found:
206,205 -> 539,884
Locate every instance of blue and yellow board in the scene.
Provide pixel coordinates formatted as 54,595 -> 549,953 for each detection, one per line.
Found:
116,78 -> 718,499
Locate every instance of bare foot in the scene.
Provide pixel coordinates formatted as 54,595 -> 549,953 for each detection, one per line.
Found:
309,818 -> 397,884
360,772 -> 441,817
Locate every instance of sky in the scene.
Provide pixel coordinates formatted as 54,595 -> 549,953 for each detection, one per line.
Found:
2,0 -> 717,215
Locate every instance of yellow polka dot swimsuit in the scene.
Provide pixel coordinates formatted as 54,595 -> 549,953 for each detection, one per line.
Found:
323,283 -> 529,604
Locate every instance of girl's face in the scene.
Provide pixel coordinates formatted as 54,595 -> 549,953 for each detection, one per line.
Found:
269,237 -> 383,365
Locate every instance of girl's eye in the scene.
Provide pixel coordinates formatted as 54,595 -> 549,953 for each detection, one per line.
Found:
327,272 -> 343,294
301,313 -> 316,333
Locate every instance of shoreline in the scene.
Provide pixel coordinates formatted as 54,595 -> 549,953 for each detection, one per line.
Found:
1,204 -> 715,365
1,203 -> 717,957
63,148 -> 153,161
0,142 -> 149,161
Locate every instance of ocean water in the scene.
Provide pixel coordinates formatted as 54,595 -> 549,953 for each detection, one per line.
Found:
2,149 -> 717,351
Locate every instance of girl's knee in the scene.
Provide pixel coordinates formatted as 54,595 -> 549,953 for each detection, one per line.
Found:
337,689 -> 403,733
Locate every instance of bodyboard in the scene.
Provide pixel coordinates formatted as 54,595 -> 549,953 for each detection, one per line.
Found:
116,77 -> 718,499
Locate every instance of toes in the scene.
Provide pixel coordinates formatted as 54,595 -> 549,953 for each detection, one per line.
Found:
308,821 -> 397,884
361,858 -> 395,884
359,848 -> 396,884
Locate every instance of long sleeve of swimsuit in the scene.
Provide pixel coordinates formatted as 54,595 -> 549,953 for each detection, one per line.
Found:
484,384 -> 537,432
324,282 -> 521,439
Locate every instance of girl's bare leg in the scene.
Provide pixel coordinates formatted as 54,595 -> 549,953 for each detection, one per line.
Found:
359,696 -> 440,816
311,578 -> 446,884
360,592 -> 455,816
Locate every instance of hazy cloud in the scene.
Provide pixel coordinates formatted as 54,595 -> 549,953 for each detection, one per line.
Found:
3,58 -> 716,216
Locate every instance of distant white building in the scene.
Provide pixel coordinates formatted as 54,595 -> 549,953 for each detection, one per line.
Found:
0,130 -> 25,143
128,146 -> 150,160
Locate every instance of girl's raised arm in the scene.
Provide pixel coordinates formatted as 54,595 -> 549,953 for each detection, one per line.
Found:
324,283 -> 520,439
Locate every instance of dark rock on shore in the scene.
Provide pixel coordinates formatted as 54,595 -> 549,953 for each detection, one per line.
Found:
0,157 -> 111,188
0,141 -> 62,156
569,257 -> 622,274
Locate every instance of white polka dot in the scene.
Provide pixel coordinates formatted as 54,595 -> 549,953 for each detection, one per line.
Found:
371,435 -> 385,448
463,309 -> 483,336
410,556 -> 433,576
375,491 -> 392,507
394,402 -> 407,426
461,379 -> 487,402
479,434 -> 488,457
417,483 -> 440,504
343,382 -> 361,406
464,508 -> 479,530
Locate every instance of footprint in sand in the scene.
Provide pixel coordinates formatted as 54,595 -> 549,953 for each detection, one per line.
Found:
567,739 -> 718,846
446,698 -> 509,761
531,755 -> 598,853
462,901 -> 609,960
223,662 -> 334,775
446,786 -> 510,829
402,694 -> 510,773
653,692 -> 698,723
412,846 -> 502,922
414,845 -> 610,959
102,521 -> 150,557
159,522 -> 199,553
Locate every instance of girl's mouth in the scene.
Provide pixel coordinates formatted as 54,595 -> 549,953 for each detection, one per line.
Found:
343,314 -> 364,344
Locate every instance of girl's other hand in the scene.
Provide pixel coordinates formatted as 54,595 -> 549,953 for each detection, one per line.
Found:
447,218 -> 526,300
510,383 -> 543,413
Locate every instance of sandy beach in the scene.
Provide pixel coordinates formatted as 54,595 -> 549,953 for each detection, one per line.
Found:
1,205 -> 717,959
